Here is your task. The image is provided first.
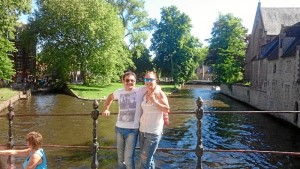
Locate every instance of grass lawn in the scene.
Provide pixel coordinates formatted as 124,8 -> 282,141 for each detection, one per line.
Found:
68,83 -> 177,100
0,88 -> 19,102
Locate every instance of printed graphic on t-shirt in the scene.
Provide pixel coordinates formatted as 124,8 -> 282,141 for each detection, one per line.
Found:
119,92 -> 137,122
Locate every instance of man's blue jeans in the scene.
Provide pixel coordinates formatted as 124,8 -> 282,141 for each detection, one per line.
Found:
115,127 -> 139,169
138,132 -> 162,169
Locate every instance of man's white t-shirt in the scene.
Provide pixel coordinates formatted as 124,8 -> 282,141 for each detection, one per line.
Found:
113,87 -> 145,129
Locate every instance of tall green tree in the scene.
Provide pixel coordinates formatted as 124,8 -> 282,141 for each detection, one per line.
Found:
0,0 -> 31,81
207,13 -> 247,84
30,0 -> 129,85
107,0 -> 155,76
106,0 -> 153,48
150,6 -> 204,84
131,44 -> 153,78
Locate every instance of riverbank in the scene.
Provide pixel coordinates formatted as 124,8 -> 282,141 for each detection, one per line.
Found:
0,83 -> 178,111
67,83 -> 177,100
0,88 -> 20,112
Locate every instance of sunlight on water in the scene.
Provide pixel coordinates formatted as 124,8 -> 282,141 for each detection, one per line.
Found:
204,100 -> 230,108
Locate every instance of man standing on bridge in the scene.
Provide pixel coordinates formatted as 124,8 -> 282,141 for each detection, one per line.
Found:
102,71 -> 161,169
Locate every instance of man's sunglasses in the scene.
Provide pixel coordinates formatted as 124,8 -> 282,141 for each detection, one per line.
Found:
144,78 -> 155,83
125,79 -> 135,83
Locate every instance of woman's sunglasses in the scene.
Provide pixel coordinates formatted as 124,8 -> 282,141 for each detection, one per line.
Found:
144,78 -> 155,83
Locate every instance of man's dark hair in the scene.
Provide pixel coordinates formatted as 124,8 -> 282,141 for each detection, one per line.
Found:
122,71 -> 137,80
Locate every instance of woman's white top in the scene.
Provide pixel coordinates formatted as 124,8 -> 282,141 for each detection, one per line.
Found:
139,95 -> 164,135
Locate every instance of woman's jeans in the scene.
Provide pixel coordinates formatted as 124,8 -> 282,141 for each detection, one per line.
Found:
115,127 -> 139,169
138,132 -> 162,169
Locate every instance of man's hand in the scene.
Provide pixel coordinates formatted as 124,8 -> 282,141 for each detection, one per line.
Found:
102,110 -> 110,117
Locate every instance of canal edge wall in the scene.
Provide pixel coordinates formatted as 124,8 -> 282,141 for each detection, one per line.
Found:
63,87 -> 107,101
220,83 -> 300,128
0,92 -> 21,112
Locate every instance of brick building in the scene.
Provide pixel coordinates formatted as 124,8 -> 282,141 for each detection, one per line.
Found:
11,23 -> 36,83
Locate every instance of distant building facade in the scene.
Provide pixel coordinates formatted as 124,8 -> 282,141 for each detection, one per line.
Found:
11,24 -> 36,83
245,2 -> 300,82
196,65 -> 213,81
222,2 -> 300,128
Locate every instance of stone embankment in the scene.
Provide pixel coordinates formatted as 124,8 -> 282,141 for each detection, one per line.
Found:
220,83 -> 300,128
0,90 -> 31,113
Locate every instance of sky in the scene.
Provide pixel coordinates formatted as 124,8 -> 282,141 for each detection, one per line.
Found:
144,0 -> 300,46
21,0 -> 300,46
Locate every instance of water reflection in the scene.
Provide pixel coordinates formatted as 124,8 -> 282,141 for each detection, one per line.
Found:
0,85 -> 300,168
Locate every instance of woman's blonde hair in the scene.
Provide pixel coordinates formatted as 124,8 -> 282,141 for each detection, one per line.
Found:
145,71 -> 157,79
26,131 -> 43,150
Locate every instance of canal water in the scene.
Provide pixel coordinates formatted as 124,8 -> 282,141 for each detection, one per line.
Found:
1,85 -> 300,168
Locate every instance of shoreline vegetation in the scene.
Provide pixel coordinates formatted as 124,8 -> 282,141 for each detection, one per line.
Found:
0,83 -> 178,103
1,82 -> 177,131
68,83 -> 177,100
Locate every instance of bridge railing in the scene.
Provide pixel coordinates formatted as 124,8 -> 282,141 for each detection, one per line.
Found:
1,100 -> 100,169
1,97 -> 300,169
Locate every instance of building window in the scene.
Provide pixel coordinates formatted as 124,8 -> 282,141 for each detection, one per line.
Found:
263,81 -> 267,88
16,58 -> 22,70
273,64 -> 276,73
15,33 -> 18,40
29,58 -> 33,70
16,72 -> 22,83
17,48 -> 22,57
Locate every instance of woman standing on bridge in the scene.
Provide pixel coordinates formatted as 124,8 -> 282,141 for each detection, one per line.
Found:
0,131 -> 47,169
139,71 -> 170,169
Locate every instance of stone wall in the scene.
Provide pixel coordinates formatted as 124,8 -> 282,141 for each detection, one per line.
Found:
0,93 -> 21,113
220,84 -> 250,103
220,83 -> 300,128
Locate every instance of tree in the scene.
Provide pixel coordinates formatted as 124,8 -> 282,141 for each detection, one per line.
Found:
131,44 -> 153,79
150,6 -> 204,84
29,0 -> 129,85
106,0 -> 154,48
207,13 -> 248,84
0,0 -> 32,81
107,0 -> 155,77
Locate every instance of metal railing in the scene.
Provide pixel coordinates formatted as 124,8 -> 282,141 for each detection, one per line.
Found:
1,97 -> 300,169
1,100 -> 100,169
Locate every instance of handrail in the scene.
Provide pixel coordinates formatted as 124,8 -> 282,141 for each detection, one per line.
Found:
2,144 -> 300,156
204,149 -> 300,156
1,97 -> 300,169
205,110 -> 300,114
0,144 -> 195,151
1,110 -> 298,117
1,100 -> 100,169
